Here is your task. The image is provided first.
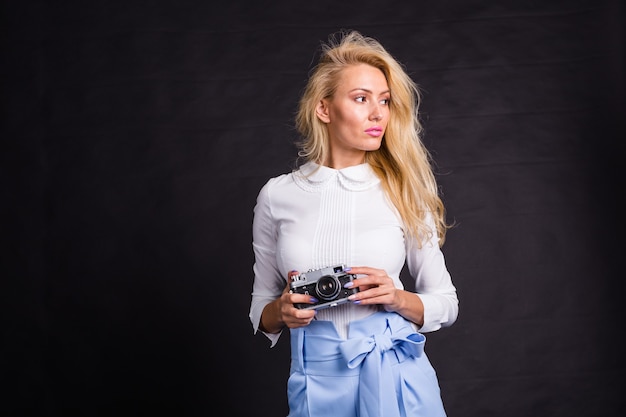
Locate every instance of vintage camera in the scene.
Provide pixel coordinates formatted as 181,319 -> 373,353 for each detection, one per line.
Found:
289,264 -> 359,310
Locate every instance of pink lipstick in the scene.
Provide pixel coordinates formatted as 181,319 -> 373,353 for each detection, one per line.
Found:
365,126 -> 383,137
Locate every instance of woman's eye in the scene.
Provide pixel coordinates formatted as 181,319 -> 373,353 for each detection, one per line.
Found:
355,96 -> 366,103
380,98 -> 390,105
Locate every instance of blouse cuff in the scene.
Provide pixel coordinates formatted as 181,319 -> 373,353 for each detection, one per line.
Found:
416,293 -> 446,333
256,327 -> 283,348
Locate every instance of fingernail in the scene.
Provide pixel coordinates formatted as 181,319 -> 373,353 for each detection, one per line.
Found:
310,297 -> 318,303
343,281 -> 354,288
353,300 -> 361,304
344,267 -> 352,271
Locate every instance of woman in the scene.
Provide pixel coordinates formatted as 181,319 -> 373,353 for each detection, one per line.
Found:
249,30 -> 459,417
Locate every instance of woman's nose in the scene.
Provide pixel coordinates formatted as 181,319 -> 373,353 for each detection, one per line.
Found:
370,106 -> 383,121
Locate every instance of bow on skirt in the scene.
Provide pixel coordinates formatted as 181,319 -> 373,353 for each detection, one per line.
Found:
287,311 -> 446,417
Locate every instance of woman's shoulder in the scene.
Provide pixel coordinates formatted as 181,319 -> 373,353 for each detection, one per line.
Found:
257,167 -> 301,198
262,169 -> 297,188
261,162 -> 316,187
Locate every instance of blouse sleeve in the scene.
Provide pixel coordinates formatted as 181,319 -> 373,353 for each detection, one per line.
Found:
406,214 -> 459,333
249,179 -> 286,347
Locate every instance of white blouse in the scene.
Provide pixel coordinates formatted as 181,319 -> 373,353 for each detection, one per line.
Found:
249,161 -> 458,347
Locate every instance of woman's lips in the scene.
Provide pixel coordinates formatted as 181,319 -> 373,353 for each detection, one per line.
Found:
365,127 -> 383,137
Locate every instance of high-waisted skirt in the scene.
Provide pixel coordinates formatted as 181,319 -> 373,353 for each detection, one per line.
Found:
287,311 -> 446,417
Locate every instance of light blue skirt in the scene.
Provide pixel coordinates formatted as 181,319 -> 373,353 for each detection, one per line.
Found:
287,311 -> 446,417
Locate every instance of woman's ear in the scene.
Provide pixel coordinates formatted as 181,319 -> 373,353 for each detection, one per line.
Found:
315,99 -> 330,123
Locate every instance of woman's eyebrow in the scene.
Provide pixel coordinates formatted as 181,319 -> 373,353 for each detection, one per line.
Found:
348,88 -> 391,95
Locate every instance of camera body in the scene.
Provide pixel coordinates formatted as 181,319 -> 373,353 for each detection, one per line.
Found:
289,264 -> 359,310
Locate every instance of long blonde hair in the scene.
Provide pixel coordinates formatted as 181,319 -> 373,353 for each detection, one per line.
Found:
295,30 -> 450,246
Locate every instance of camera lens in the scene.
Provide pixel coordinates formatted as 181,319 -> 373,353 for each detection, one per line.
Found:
316,275 -> 341,300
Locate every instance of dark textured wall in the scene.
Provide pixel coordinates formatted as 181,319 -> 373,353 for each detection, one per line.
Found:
2,1 -> 624,416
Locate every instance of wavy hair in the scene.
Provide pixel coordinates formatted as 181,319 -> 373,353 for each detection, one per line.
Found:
295,30 -> 450,246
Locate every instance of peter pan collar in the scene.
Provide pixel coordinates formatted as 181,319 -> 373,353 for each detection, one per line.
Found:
293,161 -> 380,192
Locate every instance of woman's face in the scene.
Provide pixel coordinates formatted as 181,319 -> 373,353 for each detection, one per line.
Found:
316,63 -> 390,169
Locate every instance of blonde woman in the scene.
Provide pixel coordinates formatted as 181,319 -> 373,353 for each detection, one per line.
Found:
250,30 -> 459,417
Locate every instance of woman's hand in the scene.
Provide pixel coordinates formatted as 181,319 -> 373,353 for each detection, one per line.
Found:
278,271 -> 317,328
344,266 -> 402,311
344,266 -> 425,326
260,270 -> 316,333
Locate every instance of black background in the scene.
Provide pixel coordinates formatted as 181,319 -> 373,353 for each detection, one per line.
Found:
2,1 -> 624,416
